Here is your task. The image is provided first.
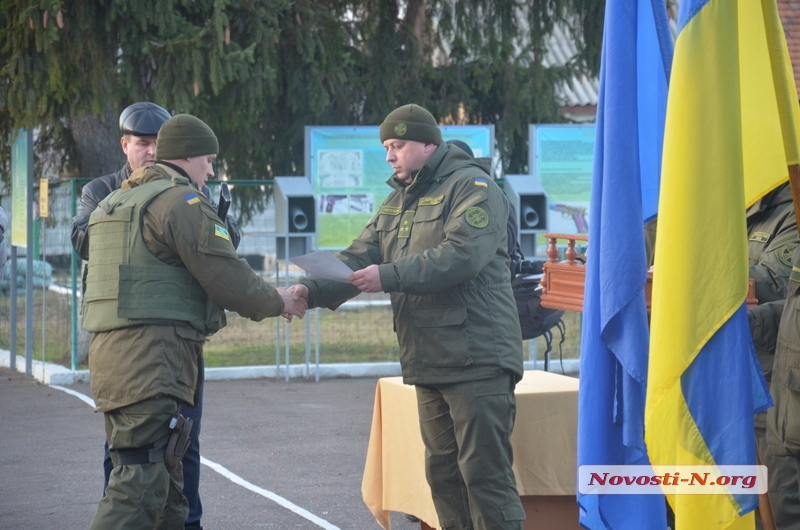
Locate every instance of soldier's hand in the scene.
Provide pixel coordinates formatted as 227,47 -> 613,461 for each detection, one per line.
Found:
287,284 -> 309,302
349,264 -> 383,293
278,287 -> 307,322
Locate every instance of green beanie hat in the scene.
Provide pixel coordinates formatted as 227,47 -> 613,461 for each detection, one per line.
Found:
379,104 -> 442,145
156,114 -> 219,160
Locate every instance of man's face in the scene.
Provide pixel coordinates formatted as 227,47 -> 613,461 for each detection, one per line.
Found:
121,135 -> 158,171
183,154 -> 217,187
382,139 -> 436,184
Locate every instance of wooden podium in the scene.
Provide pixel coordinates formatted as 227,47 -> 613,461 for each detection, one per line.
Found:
538,233 -> 757,312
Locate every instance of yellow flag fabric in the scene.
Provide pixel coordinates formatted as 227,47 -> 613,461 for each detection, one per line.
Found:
645,0 -> 800,529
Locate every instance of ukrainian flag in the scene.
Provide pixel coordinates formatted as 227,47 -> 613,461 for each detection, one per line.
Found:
645,0 -> 800,528
577,0 -> 672,527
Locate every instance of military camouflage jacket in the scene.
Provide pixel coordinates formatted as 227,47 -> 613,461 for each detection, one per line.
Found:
301,144 -> 523,385
746,182 -> 798,387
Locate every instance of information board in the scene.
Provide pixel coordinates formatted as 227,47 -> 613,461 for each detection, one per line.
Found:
306,125 -> 494,249
529,124 -> 595,235
11,129 -> 31,248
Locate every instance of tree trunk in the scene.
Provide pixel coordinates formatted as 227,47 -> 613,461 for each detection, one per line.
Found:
68,108 -> 126,179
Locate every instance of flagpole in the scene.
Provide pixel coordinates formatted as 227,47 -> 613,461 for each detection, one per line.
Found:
756,448 -> 776,530
789,165 -> 800,231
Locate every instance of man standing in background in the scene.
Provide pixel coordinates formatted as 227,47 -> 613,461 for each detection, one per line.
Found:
744,182 -> 800,529
71,102 -> 241,530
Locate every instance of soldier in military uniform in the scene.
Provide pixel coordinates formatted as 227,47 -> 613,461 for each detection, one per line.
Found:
290,104 -> 525,529
742,182 -> 799,530
71,102 -> 241,530
83,114 -> 306,529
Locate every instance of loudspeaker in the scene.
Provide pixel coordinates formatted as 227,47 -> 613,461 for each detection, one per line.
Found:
274,177 -> 316,233
504,174 -> 548,257
273,177 -> 316,258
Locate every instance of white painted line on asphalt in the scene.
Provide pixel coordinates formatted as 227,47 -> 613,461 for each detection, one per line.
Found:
51,384 -> 96,407
49,384 -> 341,530
200,457 -> 342,530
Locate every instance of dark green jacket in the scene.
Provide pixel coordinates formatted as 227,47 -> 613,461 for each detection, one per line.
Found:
747,182 -> 798,304
767,266 -> 800,456
301,144 -> 523,385
745,182 -> 798,388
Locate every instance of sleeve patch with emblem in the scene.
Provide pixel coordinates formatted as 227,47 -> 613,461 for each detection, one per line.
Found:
185,193 -> 201,205
474,178 -> 488,188
214,225 -> 230,240
465,206 -> 489,228
779,243 -> 798,267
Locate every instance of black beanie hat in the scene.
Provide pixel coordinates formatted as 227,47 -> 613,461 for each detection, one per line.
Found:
156,114 -> 219,160
379,104 -> 442,145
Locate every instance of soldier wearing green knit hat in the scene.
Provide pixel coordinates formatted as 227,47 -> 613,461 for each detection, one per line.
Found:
291,103 -> 526,529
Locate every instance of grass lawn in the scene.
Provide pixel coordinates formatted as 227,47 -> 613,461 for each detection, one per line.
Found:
1,286 -> 582,369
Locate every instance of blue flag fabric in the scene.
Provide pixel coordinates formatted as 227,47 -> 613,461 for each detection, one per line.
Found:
576,0 -> 673,527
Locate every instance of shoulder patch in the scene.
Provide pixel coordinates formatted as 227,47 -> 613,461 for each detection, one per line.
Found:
749,231 -> 770,243
474,178 -> 488,188
465,206 -> 489,228
214,225 -> 230,241
779,243 -> 798,268
418,195 -> 444,206
185,193 -> 201,205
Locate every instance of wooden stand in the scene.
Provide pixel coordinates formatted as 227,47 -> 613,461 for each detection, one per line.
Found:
539,233 -> 757,312
539,234 -> 588,313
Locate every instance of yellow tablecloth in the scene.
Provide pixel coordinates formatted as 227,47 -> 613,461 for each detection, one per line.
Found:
361,370 -> 579,529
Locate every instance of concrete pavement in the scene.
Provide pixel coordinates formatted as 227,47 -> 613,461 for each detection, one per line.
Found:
0,366 -> 426,529
0,349 -> 579,529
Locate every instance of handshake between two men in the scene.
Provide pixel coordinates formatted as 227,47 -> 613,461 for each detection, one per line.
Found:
279,264 -> 383,322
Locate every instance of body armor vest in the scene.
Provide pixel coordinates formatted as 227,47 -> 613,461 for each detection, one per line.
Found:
82,174 -> 224,335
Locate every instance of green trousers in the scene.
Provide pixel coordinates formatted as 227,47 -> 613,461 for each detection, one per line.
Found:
89,396 -> 188,530
415,373 -> 525,530
755,419 -> 800,530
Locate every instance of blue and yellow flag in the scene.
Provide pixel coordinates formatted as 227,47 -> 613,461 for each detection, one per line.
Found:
577,0 -> 672,527
645,0 -> 800,528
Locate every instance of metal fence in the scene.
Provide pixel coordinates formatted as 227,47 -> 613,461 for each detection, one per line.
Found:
1,178 -> 557,373
1,178 -> 406,372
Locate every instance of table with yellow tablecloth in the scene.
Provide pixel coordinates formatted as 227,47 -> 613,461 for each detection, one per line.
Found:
361,370 -> 581,530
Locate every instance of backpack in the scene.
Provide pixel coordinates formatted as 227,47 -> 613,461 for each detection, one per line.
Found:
511,273 -> 564,341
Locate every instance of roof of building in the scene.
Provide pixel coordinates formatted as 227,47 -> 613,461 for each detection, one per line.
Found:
543,22 -> 599,121
778,0 -> 800,91
536,2 -> 800,122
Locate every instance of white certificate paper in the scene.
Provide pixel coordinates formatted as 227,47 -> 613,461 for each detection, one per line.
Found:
289,251 -> 354,283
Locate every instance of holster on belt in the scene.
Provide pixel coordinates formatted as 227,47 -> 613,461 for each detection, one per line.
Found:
165,413 -> 193,472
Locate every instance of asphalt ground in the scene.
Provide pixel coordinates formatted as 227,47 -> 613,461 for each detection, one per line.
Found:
0,367 -> 426,530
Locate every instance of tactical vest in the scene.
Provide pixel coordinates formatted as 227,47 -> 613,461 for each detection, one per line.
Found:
82,174 -> 224,335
